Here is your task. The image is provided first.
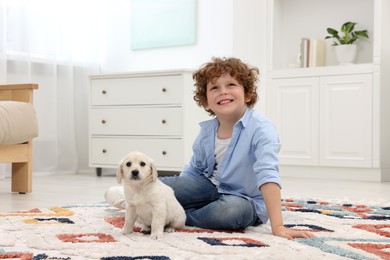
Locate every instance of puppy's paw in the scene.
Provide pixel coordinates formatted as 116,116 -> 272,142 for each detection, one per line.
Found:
122,226 -> 133,235
140,226 -> 151,234
150,232 -> 163,240
164,227 -> 175,233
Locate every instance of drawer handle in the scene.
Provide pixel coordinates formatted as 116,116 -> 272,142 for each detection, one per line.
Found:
101,119 -> 106,124
162,119 -> 167,124
102,90 -> 107,94
162,151 -> 167,156
102,149 -> 107,154
162,87 -> 167,93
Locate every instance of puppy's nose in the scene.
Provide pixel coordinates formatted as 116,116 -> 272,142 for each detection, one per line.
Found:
131,170 -> 139,177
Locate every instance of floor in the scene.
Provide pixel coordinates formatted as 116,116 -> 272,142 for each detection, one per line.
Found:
1,173 -> 389,212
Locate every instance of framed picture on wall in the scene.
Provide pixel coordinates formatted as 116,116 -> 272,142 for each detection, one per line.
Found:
130,0 -> 197,50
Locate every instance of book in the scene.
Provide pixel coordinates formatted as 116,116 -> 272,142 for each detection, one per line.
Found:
300,38 -> 325,68
300,38 -> 308,68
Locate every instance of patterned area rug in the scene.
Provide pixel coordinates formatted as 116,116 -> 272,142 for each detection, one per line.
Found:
1,199 -> 389,260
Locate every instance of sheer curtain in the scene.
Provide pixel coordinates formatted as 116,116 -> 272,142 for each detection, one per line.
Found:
0,0 -> 107,178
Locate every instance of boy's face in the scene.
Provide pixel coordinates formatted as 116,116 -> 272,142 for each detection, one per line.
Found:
205,73 -> 251,120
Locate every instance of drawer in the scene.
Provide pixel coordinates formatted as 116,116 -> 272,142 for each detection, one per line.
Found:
91,75 -> 184,106
90,107 -> 182,136
90,137 -> 184,169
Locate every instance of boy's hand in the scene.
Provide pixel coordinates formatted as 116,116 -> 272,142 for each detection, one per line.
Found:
272,225 -> 314,240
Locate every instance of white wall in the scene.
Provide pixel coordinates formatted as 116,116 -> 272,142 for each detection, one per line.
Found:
100,0 -> 235,73
232,0 -> 267,113
81,0 -> 267,174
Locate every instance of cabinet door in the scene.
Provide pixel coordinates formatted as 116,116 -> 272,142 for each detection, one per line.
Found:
270,77 -> 319,165
319,74 -> 372,167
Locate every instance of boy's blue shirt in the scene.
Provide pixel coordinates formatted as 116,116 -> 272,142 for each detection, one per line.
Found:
181,107 -> 281,224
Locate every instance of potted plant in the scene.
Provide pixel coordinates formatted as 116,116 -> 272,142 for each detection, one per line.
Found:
325,21 -> 369,65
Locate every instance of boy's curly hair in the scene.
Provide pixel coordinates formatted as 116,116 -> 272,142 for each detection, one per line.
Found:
192,57 -> 259,116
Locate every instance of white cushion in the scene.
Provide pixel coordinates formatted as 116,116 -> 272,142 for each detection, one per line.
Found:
0,101 -> 38,144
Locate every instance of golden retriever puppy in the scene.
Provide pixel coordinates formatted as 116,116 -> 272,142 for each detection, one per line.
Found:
116,151 -> 186,239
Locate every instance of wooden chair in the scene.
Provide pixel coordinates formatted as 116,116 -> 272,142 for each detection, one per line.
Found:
0,84 -> 38,193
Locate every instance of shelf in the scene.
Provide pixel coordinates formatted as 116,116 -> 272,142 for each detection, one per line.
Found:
270,63 -> 373,79
269,0 -> 374,70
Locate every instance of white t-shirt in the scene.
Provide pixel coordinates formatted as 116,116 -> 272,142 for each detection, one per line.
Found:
209,136 -> 231,184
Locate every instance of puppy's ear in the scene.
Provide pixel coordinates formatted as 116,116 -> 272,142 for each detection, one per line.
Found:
151,160 -> 158,182
116,162 -> 123,184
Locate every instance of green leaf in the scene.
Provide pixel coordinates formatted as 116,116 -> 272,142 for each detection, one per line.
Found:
355,30 -> 369,39
342,22 -> 356,33
327,28 -> 338,35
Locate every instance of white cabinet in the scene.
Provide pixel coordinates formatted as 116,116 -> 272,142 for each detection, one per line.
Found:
270,70 -> 372,168
89,70 -> 209,175
265,0 -> 390,181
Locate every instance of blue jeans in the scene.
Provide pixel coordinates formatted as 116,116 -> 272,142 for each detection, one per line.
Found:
160,174 -> 260,230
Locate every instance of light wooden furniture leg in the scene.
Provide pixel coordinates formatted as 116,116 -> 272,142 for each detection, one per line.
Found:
11,141 -> 33,193
12,163 -> 32,193
0,141 -> 33,194
0,84 -> 38,193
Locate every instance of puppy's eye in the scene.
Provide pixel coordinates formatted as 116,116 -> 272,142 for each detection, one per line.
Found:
140,161 -> 146,167
126,162 -> 131,167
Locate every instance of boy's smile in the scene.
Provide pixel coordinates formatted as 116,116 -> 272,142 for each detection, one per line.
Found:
217,98 -> 233,105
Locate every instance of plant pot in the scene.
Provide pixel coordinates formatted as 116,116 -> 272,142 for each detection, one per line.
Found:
334,44 -> 357,65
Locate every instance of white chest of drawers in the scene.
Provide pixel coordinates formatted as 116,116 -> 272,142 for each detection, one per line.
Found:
89,70 -> 209,175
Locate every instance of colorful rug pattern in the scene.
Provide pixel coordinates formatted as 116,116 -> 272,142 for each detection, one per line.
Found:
0,199 -> 389,259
